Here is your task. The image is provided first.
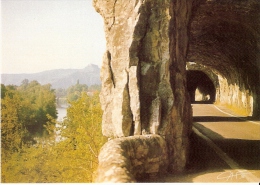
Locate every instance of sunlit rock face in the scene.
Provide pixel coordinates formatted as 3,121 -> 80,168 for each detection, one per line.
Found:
94,135 -> 168,183
93,0 -> 193,173
188,0 -> 260,118
93,0 -> 260,180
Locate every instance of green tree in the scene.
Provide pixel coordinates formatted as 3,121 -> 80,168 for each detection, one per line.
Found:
59,91 -> 106,182
1,81 -> 57,151
17,81 -> 57,135
1,90 -> 106,183
66,83 -> 88,102
56,88 -> 66,97
1,90 -> 29,157
20,79 -> 29,89
1,84 -> 7,99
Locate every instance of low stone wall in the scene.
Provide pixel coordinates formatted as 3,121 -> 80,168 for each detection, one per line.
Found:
94,135 -> 168,183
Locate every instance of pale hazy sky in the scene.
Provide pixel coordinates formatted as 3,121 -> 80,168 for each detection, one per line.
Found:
1,0 -> 106,74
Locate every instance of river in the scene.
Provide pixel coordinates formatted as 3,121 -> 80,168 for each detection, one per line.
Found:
55,106 -> 67,142
57,106 -> 67,121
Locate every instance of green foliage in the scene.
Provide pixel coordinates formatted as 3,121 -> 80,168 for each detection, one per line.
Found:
55,88 -> 66,96
1,90 -> 106,183
58,91 -> 106,182
55,83 -> 101,106
1,90 -> 29,158
1,84 -> 7,99
66,82 -> 88,102
1,81 -> 57,165
15,80 -> 57,135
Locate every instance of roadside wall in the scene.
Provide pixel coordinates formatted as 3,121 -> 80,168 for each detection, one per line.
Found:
94,135 -> 168,183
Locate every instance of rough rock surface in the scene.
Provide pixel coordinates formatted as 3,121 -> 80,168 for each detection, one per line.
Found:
188,0 -> 260,118
94,135 -> 168,183
93,0 -> 260,182
93,0 -> 193,174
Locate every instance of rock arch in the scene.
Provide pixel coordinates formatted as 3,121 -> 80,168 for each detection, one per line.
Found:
93,0 -> 260,181
187,70 -> 216,103
189,0 -> 260,118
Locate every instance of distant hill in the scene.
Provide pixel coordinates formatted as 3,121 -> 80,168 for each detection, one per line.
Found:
1,64 -> 101,89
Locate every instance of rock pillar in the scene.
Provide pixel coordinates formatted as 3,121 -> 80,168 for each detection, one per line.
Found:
93,0 -> 193,173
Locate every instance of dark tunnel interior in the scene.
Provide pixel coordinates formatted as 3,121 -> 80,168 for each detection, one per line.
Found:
187,70 -> 216,103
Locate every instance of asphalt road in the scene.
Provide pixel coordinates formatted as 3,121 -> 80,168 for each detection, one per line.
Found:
157,103 -> 260,183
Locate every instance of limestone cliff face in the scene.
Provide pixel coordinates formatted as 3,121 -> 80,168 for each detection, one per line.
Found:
92,0 -> 260,180
94,0 -> 143,138
93,0 -> 193,173
167,0 -> 193,172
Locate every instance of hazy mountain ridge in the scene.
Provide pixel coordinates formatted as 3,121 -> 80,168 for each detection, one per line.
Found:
1,64 -> 101,89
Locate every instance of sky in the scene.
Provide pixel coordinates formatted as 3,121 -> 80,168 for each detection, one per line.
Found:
1,0 -> 106,74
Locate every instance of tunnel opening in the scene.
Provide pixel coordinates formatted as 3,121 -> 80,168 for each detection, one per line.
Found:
187,70 -> 216,104
93,1 -> 260,181
187,0 -> 260,119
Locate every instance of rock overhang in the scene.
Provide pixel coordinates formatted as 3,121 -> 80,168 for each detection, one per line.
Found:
93,0 -> 260,181
188,0 -> 260,118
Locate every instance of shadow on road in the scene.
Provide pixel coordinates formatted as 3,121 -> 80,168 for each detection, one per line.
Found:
145,103 -> 260,182
157,124 -> 259,182
193,122 -> 260,170
193,116 -> 247,122
155,116 -> 260,182
191,101 -> 214,104
154,131 -> 230,182
193,115 -> 259,122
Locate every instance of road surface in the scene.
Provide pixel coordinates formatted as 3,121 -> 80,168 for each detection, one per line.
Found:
157,103 -> 260,183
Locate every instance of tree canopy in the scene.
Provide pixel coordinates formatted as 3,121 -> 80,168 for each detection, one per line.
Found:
1,80 -> 57,155
66,82 -> 88,102
1,81 -> 106,183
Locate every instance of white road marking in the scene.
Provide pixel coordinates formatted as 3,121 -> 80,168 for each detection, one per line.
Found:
193,127 -> 259,182
213,105 -> 260,125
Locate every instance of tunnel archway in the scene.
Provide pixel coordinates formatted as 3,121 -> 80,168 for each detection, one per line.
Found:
93,0 -> 260,180
187,70 -> 216,103
188,0 -> 260,119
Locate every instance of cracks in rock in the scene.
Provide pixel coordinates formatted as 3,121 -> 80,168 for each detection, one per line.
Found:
129,2 -> 153,68
109,0 -> 118,31
107,51 -> 115,88
126,69 -> 135,136
127,2 -> 151,134
158,20 -> 163,62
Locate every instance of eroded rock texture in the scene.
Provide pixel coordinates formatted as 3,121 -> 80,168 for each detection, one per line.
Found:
94,135 -> 168,182
188,0 -> 260,118
93,0 -> 260,181
93,0 -> 193,173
